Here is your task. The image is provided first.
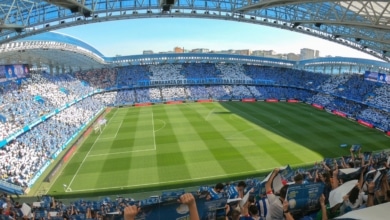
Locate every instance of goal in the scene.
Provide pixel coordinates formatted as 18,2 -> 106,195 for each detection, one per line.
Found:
94,118 -> 107,133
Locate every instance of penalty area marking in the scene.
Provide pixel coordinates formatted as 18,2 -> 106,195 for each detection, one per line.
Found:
88,148 -> 156,157
65,109 -> 115,192
205,108 -> 216,121
88,110 -> 158,157
65,160 -> 319,193
153,119 -> 166,133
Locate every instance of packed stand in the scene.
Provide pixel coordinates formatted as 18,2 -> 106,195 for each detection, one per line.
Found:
185,86 -> 210,100
318,74 -> 352,94
335,74 -> 378,102
0,73 -> 95,141
247,86 -> 261,98
116,65 -> 151,86
134,88 -> 162,103
358,108 -> 390,131
149,64 -> 185,82
254,86 -> 316,100
215,63 -> 251,80
92,92 -> 117,106
207,85 -> 232,100
328,98 -> 364,116
181,63 -> 217,79
161,86 -> 187,101
366,84 -> 390,110
0,97 -> 105,187
231,85 -> 253,99
308,94 -> 335,106
73,68 -> 117,89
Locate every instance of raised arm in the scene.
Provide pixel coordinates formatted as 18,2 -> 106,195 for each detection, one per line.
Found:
124,205 -> 140,220
357,166 -> 366,191
178,193 -> 200,220
331,168 -> 339,189
350,147 -> 355,163
366,182 -> 375,207
265,168 -> 280,193
320,194 -> 328,220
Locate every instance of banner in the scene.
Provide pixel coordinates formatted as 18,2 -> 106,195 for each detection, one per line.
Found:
0,66 -> 6,82
266,99 -> 279,102
197,99 -> 213,103
63,145 -> 77,162
364,71 -> 390,84
130,194 -> 222,220
135,102 -> 152,107
242,98 -> 256,102
357,119 -> 374,128
287,99 -> 299,103
286,183 -> 324,214
166,101 -> 183,105
387,131 -> 390,136
312,103 -> 324,110
332,110 -> 347,118
0,64 -> 30,84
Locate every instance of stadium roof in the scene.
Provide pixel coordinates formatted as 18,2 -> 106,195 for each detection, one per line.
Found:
0,31 -> 107,70
0,0 -> 389,62
19,32 -> 104,57
1,32 -> 390,74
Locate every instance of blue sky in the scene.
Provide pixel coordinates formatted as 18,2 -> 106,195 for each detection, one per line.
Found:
58,18 -> 378,60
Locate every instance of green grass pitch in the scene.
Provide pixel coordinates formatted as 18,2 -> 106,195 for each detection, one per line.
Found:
47,102 -> 389,196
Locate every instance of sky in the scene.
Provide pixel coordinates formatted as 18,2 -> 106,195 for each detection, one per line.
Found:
57,18 -> 380,60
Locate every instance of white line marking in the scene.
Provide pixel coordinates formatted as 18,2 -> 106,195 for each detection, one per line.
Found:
66,109 -> 118,191
67,160 -> 319,193
113,121 -> 123,139
205,108 -> 216,121
229,105 -> 287,136
154,119 -> 166,133
151,109 -> 157,151
225,128 -> 256,140
98,137 -> 115,140
88,148 -> 156,157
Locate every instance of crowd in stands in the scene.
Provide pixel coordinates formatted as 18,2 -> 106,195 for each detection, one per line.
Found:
186,86 -> 210,100
74,68 -> 117,89
0,73 -> 95,141
367,84 -> 390,110
161,86 -> 187,101
0,96 -> 104,187
0,63 -> 390,199
335,75 -> 377,102
116,65 -> 151,86
358,108 -> 390,131
318,74 -> 352,94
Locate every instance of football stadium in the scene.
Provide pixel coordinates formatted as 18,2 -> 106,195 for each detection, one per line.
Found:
0,1 -> 390,220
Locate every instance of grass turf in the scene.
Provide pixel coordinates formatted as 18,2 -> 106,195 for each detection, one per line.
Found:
46,102 -> 389,197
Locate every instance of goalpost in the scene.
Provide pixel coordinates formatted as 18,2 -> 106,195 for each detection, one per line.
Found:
94,118 -> 107,134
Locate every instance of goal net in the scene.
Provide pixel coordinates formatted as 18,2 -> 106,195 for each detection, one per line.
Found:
94,118 -> 107,134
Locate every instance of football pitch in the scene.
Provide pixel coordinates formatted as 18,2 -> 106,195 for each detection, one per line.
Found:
47,102 -> 389,196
